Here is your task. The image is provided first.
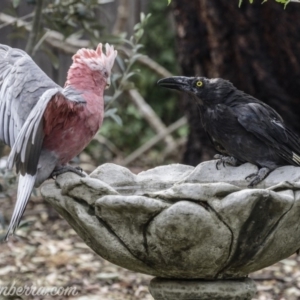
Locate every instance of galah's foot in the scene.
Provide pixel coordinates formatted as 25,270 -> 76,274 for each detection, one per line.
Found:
51,165 -> 85,178
246,167 -> 270,187
214,154 -> 239,170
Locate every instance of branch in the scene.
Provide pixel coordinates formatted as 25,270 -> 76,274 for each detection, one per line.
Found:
112,0 -> 129,35
0,12 -> 90,54
161,136 -> 187,159
0,12 -> 34,30
92,135 -> 124,158
117,45 -> 173,78
127,89 -> 176,149
137,55 -> 173,78
25,0 -> 44,56
121,116 -> 187,166
240,0 -> 300,6
0,13 -> 173,79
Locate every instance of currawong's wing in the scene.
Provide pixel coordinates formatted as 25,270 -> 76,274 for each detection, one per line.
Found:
235,102 -> 300,166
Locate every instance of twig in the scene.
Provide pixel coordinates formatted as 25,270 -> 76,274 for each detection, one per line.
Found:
25,0 -> 44,56
161,136 -> 187,159
127,89 -> 176,149
117,45 -> 173,78
122,116 -> 187,166
0,12 -> 34,30
137,55 -> 173,78
32,31 -> 50,56
92,134 -> 123,158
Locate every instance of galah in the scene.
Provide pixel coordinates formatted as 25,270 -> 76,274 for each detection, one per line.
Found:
0,43 -> 117,239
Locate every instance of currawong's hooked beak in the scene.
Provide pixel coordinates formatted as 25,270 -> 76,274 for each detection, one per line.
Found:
157,76 -> 193,93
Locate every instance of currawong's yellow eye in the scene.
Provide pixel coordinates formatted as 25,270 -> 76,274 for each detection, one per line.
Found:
196,81 -> 203,87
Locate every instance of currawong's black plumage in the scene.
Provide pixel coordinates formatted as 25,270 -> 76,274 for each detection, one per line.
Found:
157,76 -> 300,186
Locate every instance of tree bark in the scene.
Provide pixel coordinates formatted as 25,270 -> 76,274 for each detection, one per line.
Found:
172,0 -> 300,165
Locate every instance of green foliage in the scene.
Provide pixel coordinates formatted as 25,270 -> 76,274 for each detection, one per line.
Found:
138,0 -> 180,123
238,0 -> 292,7
45,0 -> 104,40
99,1 -> 181,160
10,0 -> 112,60
104,13 -> 152,126
12,0 -> 21,8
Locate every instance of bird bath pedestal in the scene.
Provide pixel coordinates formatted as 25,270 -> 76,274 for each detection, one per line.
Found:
41,161 -> 300,300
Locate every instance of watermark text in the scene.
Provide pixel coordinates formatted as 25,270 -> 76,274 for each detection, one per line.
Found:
0,281 -> 79,297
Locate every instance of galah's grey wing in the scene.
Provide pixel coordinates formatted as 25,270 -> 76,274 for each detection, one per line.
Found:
5,87 -> 61,239
8,88 -> 62,175
5,86 -> 86,239
0,44 -> 59,148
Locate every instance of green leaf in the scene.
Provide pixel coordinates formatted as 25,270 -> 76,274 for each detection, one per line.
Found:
105,108 -> 123,126
123,71 -> 137,81
67,29 -> 84,40
167,0 -> 172,5
133,23 -> 141,31
12,0 -> 21,8
275,0 -> 290,8
105,108 -> 118,116
115,56 -> 126,72
104,95 -> 113,103
134,28 -> 144,41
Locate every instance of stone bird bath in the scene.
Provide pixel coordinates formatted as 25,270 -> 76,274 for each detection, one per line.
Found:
41,161 -> 300,300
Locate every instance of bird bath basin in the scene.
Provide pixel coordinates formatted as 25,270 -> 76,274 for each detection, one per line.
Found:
41,161 -> 300,300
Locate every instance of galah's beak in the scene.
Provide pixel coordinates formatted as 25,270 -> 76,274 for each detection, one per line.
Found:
105,77 -> 111,89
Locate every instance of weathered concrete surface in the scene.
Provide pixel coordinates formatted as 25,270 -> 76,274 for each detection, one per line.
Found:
149,278 -> 256,300
90,163 -> 194,195
184,161 -> 300,189
41,160 -> 300,279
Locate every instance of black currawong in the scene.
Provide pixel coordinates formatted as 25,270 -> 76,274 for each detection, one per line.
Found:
157,76 -> 300,186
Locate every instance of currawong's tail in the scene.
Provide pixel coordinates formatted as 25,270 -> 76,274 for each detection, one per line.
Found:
5,173 -> 36,240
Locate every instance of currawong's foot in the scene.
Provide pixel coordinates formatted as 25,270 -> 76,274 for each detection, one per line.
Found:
214,154 -> 240,170
245,167 -> 270,187
51,165 -> 86,178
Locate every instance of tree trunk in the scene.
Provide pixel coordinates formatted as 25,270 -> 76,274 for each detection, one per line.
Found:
172,0 -> 300,165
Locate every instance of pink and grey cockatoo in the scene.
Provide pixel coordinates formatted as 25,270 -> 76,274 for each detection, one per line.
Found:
0,43 -> 117,239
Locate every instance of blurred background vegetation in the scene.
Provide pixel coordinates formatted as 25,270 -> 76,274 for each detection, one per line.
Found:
1,1 -> 300,299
